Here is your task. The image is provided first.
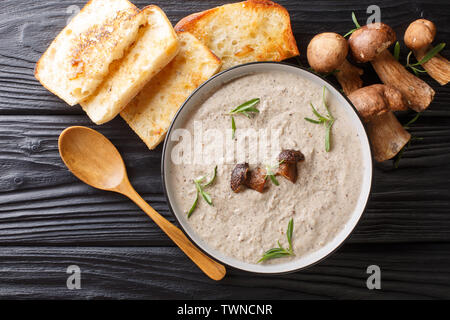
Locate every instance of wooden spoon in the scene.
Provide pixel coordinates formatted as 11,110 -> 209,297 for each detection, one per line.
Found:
58,126 -> 226,281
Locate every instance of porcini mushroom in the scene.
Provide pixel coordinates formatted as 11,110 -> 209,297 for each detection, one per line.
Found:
404,19 -> 450,85
231,163 -> 249,193
307,32 -> 363,95
349,22 -> 435,112
348,84 -> 411,162
276,149 -> 305,182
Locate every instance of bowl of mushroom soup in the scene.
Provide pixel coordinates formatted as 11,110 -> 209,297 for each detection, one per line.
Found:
162,62 -> 373,274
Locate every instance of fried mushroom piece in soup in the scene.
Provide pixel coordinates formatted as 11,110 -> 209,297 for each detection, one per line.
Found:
231,163 -> 249,193
246,167 -> 267,193
276,149 -> 305,183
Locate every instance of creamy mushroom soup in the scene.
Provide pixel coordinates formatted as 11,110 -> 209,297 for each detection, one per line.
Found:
168,70 -> 364,264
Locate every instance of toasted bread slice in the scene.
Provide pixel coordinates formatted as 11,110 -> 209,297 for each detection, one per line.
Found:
174,0 -> 299,71
35,0 -> 144,106
121,32 -> 221,149
81,6 -> 179,125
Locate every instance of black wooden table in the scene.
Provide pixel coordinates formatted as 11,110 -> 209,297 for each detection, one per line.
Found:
0,0 -> 449,299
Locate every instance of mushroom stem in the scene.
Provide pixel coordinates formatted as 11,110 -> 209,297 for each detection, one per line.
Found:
348,84 -> 411,162
414,48 -> 450,85
335,59 -> 364,95
371,50 -> 435,112
366,112 -> 411,162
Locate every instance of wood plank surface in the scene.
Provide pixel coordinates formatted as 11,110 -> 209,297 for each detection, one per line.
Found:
0,0 -> 449,299
1,115 -> 450,245
0,243 -> 449,299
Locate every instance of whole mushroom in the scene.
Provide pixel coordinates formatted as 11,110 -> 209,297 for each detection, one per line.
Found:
349,22 -> 435,112
307,32 -> 363,95
404,19 -> 450,85
348,84 -> 411,162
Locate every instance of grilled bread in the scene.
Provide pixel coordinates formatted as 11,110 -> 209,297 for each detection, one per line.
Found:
174,0 -> 299,71
81,5 -> 179,125
35,0 -> 143,106
121,32 -> 221,149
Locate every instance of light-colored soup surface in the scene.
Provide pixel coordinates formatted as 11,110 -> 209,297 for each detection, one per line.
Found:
168,71 -> 364,264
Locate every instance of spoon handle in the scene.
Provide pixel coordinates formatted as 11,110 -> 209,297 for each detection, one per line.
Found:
121,183 -> 226,281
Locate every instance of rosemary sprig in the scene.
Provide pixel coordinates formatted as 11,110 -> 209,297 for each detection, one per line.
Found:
187,166 -> 217,218
405,43 -> 446,76
258,218 -> 294,263
228,98 -> 260,138
343,11 -> 361,38
304,86 -> 335,152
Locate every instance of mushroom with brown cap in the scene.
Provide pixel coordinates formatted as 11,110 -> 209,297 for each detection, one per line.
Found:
230,163 -> 249,193
349,22 -> 435,112
404,19 -> 450,85
307,32 -> 363,95
276,149 -> 305,182
348,84 -> 411,162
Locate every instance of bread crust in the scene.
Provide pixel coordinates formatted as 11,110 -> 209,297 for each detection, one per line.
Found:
120,31 -> 222,149
81,5 -> 180,124
174,0 -> 299,70
35,0 -> 142,106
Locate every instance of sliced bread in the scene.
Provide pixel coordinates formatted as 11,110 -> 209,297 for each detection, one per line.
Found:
35,0 -> 144,106
120,31 -> 221,149
81,5 -> 179,124
174,0 -> 299,71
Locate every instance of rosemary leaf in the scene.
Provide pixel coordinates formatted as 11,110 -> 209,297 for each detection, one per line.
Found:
230,98 -> 260,114
311,102 -> 329,122
417,43 -> 446,65
231,116 -> 236,139
352,11 -> 361,28
201,190 -> 212,205
403,112 -> 421,129
393,41 -> 400,61
187,192 -> 199,218
287,218 -> 294,252
304,117 -> 322,124
203,165 -> 217,187
343,28 -> 357,38
325,119 -> 334,152
269,174 -> 280,186
257,250 -> 291,263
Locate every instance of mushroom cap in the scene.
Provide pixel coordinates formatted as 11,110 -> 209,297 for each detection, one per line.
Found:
348,84 -> 405,121
307,32 -> 348,73
348,23 -> 396,63
230,163 -> 249,192
278,149 -> 305,163
404,19 -> 436,50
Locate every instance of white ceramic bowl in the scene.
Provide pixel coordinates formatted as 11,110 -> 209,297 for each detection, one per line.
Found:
162,62 -> 373,274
